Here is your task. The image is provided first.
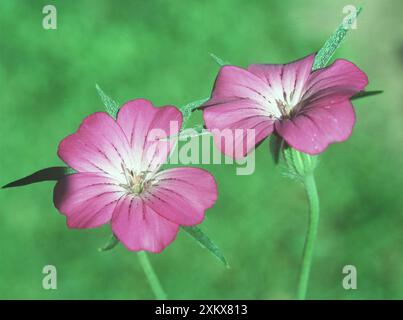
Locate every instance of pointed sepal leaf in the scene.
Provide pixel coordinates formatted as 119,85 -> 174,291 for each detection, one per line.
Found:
182,226 -> 229,268
2,166 -> 75,188
98,234 -> 120,252
96,84 -> 120,118
209,53 -> 230,66
269,134 -> 285,165
312,7 -> 362,70
350,90 -> 383,100
179,98 -> 209,123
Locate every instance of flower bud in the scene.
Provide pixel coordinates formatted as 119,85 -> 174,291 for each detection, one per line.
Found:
281,146 -> 318,178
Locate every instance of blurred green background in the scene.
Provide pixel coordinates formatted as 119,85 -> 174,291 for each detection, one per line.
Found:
1,0 -> 402,299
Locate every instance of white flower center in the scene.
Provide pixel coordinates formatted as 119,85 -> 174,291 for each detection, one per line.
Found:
275,98 -> 294,118
262,87 -> 301,120
120,163 -> 150,195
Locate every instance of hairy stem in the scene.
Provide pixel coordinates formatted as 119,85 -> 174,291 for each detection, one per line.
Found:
296,173 -> 320,300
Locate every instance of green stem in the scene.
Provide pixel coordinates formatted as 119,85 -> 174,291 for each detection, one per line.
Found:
296,173 -> 320,300
138,251 -> 167,300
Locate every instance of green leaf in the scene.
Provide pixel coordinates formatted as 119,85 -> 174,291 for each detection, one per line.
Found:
98,234 -> 119,252
179,97 -> 209,124
209,53 -> 230,66
350,90 -> 383,100
96,84 -> 120,118
182,226 -> 229,268
312,7 -> 362,70
2,166 -> 75,188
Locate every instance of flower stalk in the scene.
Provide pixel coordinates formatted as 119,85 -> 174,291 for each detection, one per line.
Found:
281,146 -> 320,299
296,173 -> 320,300
138,251 -> 167,300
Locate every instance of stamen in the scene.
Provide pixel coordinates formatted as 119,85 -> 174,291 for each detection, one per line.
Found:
276,99 -> 289,117
274,91 -> 299,119
119,163 -> 150,196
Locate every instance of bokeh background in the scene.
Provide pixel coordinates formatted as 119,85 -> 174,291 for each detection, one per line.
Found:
1,0 -> 402,299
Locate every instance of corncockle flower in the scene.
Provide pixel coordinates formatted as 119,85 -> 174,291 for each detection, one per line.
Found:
202,54 -> 368,157
54,99 -> 217,253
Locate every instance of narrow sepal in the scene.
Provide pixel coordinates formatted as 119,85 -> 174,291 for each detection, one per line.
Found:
2,166 -> 75,188
183,226 -> 229,268
98,234 -> 120,252
96,84 -> 120,118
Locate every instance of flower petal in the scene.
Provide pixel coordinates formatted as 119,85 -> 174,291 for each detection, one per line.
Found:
111,196 -> 179,253
208,65 -> 272,107
117,99 -> 182,173
203,99 -> 274,158
54,173 -> 125,228
275,100 -> 355,154
58,112 -> 132,180
143,167 -> 217,226
248,54 -> 315,107
301,59 -> 368,105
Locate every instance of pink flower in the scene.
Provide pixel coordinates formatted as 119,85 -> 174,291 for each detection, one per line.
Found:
54,99 -> 217,253
202,54 -> 368,157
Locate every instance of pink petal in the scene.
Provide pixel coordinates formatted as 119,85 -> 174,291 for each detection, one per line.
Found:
117,99 -> 182,173
302,59 -> 368,105
248,54 -> 315,107
202,55 -> 316,159
143,167 -> 217,226
111,196 -> 179,253
275,100 -> 355,154
209,65 -> 272,106
58,112 -> 132,179
203,98 -> 274,158
54,173 -> 125,228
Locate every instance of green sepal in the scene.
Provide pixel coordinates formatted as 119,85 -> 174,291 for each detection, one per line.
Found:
183,226 -> 229,268
179,98 -> 209,123
209,53 -> 230,66
269,134 -> 284,165
96,84 -> 120,118
350,90 -> 383,100
2,166 -> 75,188
281,147 -> 318,181
312,7 -> 362,70
98,234 -> 120,252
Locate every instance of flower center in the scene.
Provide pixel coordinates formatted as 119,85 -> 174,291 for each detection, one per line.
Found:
272,88 -> 303,119
276,98 -> 294,118
120,164 -> 149,195
264,88 -> 299,120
